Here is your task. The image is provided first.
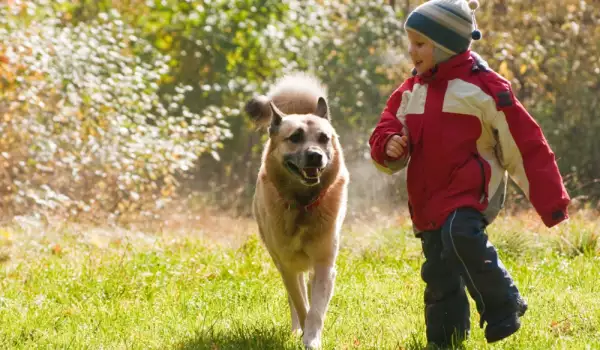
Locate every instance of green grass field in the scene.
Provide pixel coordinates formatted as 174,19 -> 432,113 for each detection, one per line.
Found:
0,210 -> 599,349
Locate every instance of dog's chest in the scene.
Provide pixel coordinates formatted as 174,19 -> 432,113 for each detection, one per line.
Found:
287,223 -> 311,252
266,214 -> 318,272
279,212 -> 318,251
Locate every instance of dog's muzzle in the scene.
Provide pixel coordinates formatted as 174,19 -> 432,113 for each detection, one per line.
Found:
284,150 -> 327,186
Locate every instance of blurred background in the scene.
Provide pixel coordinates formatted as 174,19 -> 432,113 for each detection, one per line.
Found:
1,0 -> 598,227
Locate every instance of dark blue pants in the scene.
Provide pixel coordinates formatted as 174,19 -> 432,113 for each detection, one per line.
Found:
418,207 -> 524,346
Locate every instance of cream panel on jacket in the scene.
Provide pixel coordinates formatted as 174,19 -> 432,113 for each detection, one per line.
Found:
442,79 -> 530,202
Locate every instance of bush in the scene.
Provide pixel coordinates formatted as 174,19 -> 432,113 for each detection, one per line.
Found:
0,2 -> 231,222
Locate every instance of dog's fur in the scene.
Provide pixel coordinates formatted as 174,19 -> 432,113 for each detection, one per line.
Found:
245,72 -> 349,349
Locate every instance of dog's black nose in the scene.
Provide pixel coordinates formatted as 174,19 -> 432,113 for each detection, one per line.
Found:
306,150 -> 323,166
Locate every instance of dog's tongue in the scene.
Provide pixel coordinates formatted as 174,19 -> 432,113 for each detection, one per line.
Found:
303,167 -> 320,178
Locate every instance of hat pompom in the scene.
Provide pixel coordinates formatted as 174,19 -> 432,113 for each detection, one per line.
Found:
468,0 -> 479,10
471,29 -> 482,40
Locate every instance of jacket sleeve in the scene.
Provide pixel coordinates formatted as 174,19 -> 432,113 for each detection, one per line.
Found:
369,81 -> 411,174
482,73 -> 570,228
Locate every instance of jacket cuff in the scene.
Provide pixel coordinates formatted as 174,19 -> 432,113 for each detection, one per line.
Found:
541,208 -> 569,228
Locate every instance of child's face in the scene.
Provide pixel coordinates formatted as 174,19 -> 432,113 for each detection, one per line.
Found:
407,30 -> 435,74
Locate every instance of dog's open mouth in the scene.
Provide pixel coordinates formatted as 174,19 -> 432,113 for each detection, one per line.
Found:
285,161 -> 323,186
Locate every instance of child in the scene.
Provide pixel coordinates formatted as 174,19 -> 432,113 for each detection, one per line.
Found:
369,0 -> 571,347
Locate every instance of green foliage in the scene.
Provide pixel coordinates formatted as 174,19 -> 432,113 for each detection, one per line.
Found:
56,0 -> 415,212
0,1 -> 231,221
1,0 -> 599,219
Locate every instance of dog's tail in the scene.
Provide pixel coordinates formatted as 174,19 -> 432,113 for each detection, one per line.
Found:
244,72 -> 328,128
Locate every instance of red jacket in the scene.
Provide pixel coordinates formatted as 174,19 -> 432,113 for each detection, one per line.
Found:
369,51 -> 570,232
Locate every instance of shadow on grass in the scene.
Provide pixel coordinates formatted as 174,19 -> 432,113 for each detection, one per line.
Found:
398,332 -> 429,350
174,328 -> 436,350
173,325 -> 303,350
391,331 -> 466,350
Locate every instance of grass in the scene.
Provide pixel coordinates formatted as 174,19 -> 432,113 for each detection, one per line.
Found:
0,210 -> 599,349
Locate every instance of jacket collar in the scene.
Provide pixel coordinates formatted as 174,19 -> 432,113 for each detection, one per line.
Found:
413,50 -> 480,84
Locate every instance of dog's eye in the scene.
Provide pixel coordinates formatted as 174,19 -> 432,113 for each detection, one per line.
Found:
318,133 -> 330,144
288,130 -> 304,143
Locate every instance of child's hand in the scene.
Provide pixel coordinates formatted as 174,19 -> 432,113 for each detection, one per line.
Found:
385,134 -> 408,158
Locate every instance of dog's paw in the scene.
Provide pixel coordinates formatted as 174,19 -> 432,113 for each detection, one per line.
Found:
291,328 -> 303,338
303,336 -> 321,350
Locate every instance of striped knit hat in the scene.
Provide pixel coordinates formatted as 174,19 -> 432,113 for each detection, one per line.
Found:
404,0 -> 482,56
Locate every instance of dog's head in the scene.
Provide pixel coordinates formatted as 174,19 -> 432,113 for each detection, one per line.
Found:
266,98 -> 336,187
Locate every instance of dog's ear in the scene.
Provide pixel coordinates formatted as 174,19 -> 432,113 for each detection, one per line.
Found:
315,97 -> 329,120
269,101 -> 284,135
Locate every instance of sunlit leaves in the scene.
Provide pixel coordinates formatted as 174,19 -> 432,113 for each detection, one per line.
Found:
0,1 -> 231,221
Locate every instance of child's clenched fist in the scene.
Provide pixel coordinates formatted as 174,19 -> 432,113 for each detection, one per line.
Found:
385,134 -> 408,158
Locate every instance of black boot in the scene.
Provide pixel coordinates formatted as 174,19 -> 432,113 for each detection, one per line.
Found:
485,297 -> 528,343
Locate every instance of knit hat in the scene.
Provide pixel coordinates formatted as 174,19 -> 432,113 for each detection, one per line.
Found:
404,0 -> 482,56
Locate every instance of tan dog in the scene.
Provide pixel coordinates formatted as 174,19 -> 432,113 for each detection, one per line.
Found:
245,72 -> 349,349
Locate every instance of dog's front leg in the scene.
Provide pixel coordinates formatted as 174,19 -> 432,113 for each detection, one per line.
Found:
281,270 -> 309,333
303,263 -> 336,349
288,273 -> 308,335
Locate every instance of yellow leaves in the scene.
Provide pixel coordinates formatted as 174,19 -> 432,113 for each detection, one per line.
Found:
545,91 -> 557,104
226,50 -> 243,70
156,34 -> 173,50
520,64 -> 528,75
498,61 -> 514,81
326,50 -> 338,60
498,61 -> 508,75
97,116 -> 109,129
61,11 -> 73,22
0,61 -> 17,90
134,159 -> 146,169
81,119 -> 98,140
339,336 -> 365,349
161,184 -> 174,197
550,318 -> 573,336
51,243 -> 62,255
110,238 -> 122,247
567,4 -> 577,13
0,229 -> 12,246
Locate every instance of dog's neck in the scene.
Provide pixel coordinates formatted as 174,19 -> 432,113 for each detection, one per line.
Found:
291,186 -> 325,208
271,177 -> 328,211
